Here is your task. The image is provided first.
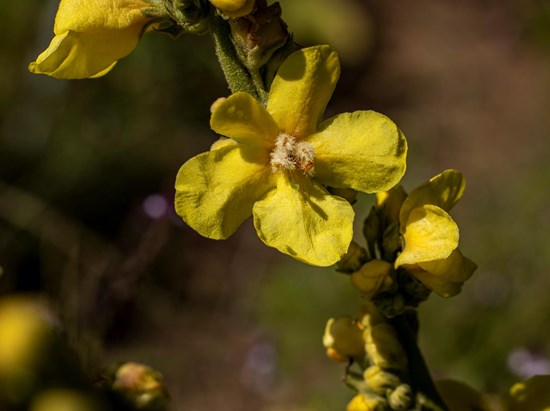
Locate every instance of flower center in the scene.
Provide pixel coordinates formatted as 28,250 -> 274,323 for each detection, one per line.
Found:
269,133 -> 315,176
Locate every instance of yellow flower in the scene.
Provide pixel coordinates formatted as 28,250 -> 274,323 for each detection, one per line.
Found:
175,45 -> 407,266
209,0 -> 255,18
506,375 -> 550,411
28,0 -> 157,79
393,170 -> 476,297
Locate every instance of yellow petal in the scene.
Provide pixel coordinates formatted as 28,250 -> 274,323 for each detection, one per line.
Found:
175,144 -> 272,240
29,0 -> 150,79
54,0 -> 149,33
29,27 -> 143,79
395,205 -> 459,267
267,45 -> 340,138
403,250 -> 476,297
418,248 -> 477,284
210,92 -> 279,148
399,169 -> 465,227
309,110 -> 407,193
252,173 -> 353,266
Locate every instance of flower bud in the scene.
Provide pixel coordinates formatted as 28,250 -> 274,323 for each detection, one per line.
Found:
0,296 -> 57,405
323,317 -> 365,361
337,242 -> 368,274
351,260 -> 393,300
387,383 -> 413,410
210,0 -> 255,18
364,324 -> 408,371
112,362 -> 169,410
363,366 -> 401,394
347,393 -> 387,411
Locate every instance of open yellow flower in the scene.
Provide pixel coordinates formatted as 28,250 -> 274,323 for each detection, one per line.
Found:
28,0 -> 157,79
393,170 -> 476,297
175,45 -> 407,266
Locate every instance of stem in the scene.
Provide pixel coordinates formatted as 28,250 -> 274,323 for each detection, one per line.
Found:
390,314 -> 448,411
208,12 -> 259,99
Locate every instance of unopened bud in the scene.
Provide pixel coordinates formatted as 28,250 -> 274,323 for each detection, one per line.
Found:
112,362 -> 169,410
337,242 -> 368,274
363,366 -> 400,394
387,383 -> 413,410
210,0 -> 255,18
365,324 -> 408,370
351,260 -> 393,300
323,317 -> 365,360
347,393 -> 387,411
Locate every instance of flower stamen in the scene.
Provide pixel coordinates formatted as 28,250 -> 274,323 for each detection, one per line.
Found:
270,133 -> 315,176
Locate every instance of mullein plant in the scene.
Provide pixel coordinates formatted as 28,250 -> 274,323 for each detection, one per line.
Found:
24,0 -> 550,410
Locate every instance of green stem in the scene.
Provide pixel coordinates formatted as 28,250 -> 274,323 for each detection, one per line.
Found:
390,314 -> 448,411
208,12 -> 259,99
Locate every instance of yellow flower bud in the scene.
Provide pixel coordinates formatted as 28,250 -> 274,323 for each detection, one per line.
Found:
210,0 -> 255,18
323,317 -> 365,360
112,362 -> 169,410
363,366 -> 400,394
388,384 -> 413,411
347,393 -> 387,411
0,296 -> 56,404
351,260 -> 394,299
365,324 -> 408,370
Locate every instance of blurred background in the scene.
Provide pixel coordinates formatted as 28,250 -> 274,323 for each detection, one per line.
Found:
1,0 -> 550,409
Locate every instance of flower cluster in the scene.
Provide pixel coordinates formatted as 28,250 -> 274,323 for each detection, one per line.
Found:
174,45 -> 407,266
338,170 -> 476,315
323,304 -> 412,410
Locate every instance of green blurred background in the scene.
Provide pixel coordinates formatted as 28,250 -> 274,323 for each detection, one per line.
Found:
2,0 -> 550,409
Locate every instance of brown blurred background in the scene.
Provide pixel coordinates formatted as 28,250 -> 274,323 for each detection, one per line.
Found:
1,0 -> 550,410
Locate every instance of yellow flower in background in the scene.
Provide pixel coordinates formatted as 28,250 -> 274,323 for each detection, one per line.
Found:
175,45 -> 407,266
29,0 -> 157,79
393,170 -> 476,297
506,375 -> 550,411
209,0 -> 255,18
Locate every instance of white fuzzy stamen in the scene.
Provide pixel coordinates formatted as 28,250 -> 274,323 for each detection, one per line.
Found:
270,133 -> 315,176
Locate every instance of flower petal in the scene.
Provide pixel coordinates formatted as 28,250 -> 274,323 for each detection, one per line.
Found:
54,0 -> 149,33
175,144 -> 272,240
252,174 -> 354,266
28,27 -> 143,79
395,205 -> 459,267
309,110 -> 407,193
399,169 -> 465,227
414,249 -> 477,299
267,45 -> 340,138
210,92 -> 279,148
418,248 -> 477,285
